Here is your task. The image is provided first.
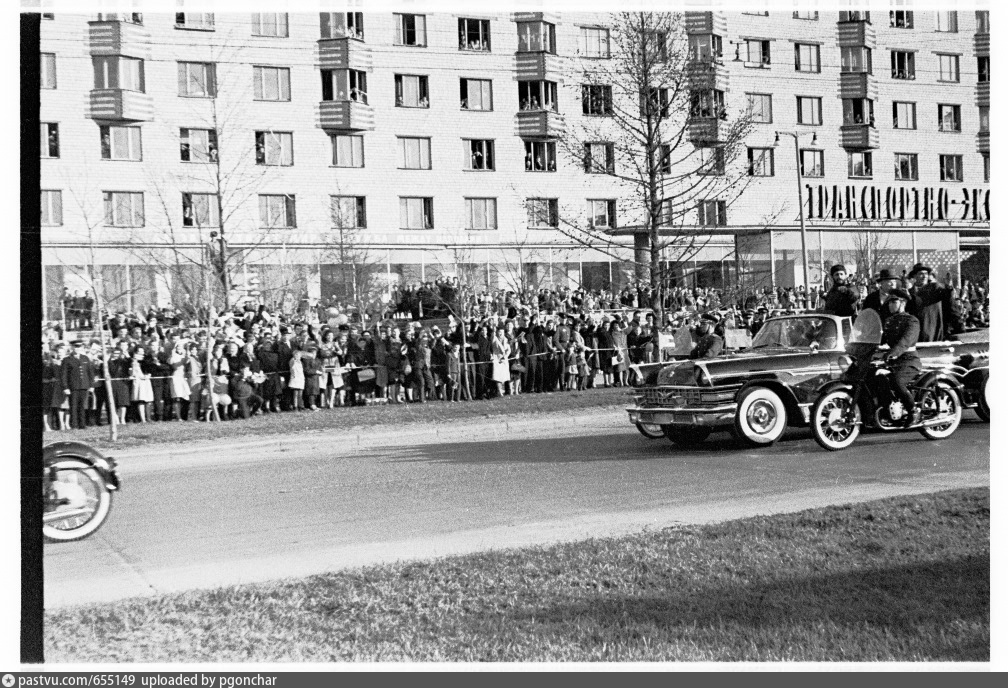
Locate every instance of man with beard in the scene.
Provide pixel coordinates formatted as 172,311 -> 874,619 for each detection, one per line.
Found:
823,264 -> 860,317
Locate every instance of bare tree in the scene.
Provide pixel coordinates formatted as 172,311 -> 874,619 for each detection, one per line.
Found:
324,194 -> 387,323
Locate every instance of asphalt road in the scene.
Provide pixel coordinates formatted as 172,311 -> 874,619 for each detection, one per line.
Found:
44,409 -> 990,608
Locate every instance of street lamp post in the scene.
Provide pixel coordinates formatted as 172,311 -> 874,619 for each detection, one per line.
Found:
775,130 -> 816,306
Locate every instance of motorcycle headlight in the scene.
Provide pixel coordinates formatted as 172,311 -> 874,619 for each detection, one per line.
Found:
837,355 -> 852,373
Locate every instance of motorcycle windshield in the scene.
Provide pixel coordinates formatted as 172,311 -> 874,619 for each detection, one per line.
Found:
849,308 -> 882,345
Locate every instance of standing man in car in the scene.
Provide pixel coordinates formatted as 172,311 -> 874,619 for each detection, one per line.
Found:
823,264 -> 860,317
861,269 -> 903,327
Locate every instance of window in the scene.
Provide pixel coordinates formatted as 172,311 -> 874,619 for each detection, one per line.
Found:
890,51 -> 915,79
465,139 -> 495,170
458,18 -> 490,51
321,12 -> 363,40
525,140 -> 557,172
398,137 -> 432,170
582,85 -> 613,115
255,131 -> 293,166
331,196 -> 366,229
588,200 -> 617,229
40,123 -> 59,158
178,62 -> 216,97
400,197 -> 433,229
746,93 -> 772,123
976,11 -> 990,34
978,56 -> 990,83
175,13 -> 214,30
794,43 -> 820,72
526,198 -> 559,228
936,11 -> 958,33
321,69 -> 367,103
645,88 -> 670,119
697,200 -> 727,226
794,11 -> 818,20
41,13 -> 54,19
103,191 -> 144,227
41,53 -> 56,89
744,39 -> 771,66
465,198 -> 498,230
848,152 -> 873,178
796,96 -> 822,125
659,144 -> 672,174
938,104 -> 961,132
800,149 -> 824,177
839,11 -> 870,23
698,147 -> 725,175
937,54 -> 960,82
688,34 -> 723,62
252,13 -> 288,37
583,142 -> 614,174
182,193 -> 220,227
259,195 -> 296,228
890,11 -> 913,28
579,27 -> 610,58
748,147 -> 774,176
939,154 -> 963,182
894,153 -> 918,181
179,128 -> 218,162
519,81 -> 558,111
460,78 -> 492,110
983,154 -> 989,183
41,190 -> 62,227
743,11 -> 769,17
96,13 -> 143,23
100,125 -> 141,161
93,56 -> 144,91
843,98 -> 874,126
841,47 -> 871,73
892,101 -> 917,129
395,74 -> 429,108
253,66 -> 291,101
331,134 -> 364,167
690,89 -> 726,118
394,14 -> 427,46
979,107 -> 989,133
644,31 -> 668,62
517,21 -> 555,53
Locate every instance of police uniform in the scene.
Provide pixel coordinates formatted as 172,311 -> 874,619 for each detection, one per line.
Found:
882,308 -> 921,421
693,332 -> 724,359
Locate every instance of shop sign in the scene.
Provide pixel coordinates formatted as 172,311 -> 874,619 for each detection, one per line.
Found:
805,184 -> 990,223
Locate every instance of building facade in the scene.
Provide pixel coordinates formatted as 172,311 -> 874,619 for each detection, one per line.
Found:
38,9 -> 990,317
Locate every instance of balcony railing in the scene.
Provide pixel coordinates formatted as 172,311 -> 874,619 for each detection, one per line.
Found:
87,19 -> 151,57
514,52 -> 564,81
87,89 -> 154,121
515,109 -> 565,138
838,72 -> 877,100
318,36 -> 373,72
840,123 -> 879,149
317,100 -> 375,131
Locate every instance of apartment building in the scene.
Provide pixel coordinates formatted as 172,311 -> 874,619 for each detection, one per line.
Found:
38,9 -> 990,316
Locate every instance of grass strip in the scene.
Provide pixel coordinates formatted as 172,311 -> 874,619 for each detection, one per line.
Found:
45,488 -> 989,663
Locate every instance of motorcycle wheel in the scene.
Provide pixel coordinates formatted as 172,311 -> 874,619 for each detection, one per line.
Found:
811,390 -> 861,451
43,459 -> 113,543
663,426 -> 712,447
635,422 -> 666,440
975,377 -> 990,422
919,382 -> 962,441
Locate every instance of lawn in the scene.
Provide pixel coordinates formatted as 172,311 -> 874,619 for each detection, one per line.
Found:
45,488 -> 989,663
54,385 -> 631,451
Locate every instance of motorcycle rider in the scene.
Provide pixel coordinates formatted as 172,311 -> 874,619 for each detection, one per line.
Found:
881,288 -> 922,428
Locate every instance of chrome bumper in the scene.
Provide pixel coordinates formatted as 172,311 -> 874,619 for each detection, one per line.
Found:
626,404 -> 736,427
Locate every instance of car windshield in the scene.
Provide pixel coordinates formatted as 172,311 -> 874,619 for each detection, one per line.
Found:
750,317 -> 838,350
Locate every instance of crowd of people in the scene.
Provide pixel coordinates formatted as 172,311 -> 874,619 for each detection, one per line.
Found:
41,268 -> 987,433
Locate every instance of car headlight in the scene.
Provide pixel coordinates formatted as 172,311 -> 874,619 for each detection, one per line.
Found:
694,365 -> 712,387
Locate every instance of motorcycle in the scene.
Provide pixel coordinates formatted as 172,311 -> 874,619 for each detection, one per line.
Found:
810,354 -> 963,452
43,441 -> 121,542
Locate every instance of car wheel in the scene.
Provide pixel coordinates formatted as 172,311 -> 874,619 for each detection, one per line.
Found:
635,422 -> 665,440
976,377 -> 990,422
735,386 -> 788,447
663,426 -> 712,447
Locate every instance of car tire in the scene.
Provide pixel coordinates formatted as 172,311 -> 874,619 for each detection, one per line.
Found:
663,426 -> 712,447
735,386 -> 788,447
635,422 -> 665,440
976,376 -> 990,422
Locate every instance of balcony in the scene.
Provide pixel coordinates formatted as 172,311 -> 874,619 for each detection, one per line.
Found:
87,89 -> 154,121
976,81 -> 989,108
687,117 -> 727,144
838,72 -> 877,100
685,59 -> 730,89
974,32 -> 989,56
515,109 -> 565,138
511,12 -> 560,24
87,19 -> 151,58
837,21 -> 876,48
977,131 -> 989,154
317,100 -> 374,131
840,123 -> 879,149
684,12 -> 727,35
318,37 -> 372,72
514,52 -> 564,81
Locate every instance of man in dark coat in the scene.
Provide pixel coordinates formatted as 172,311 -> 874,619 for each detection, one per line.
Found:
823,264 -> 860,317
527,315 -> 546,393
906,263 -> 955,342
692,320 -> 724,359
861,269 -> 904,328
230,365 -> 264,418
61,340 -> 96,429
882,289 -> 922,427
